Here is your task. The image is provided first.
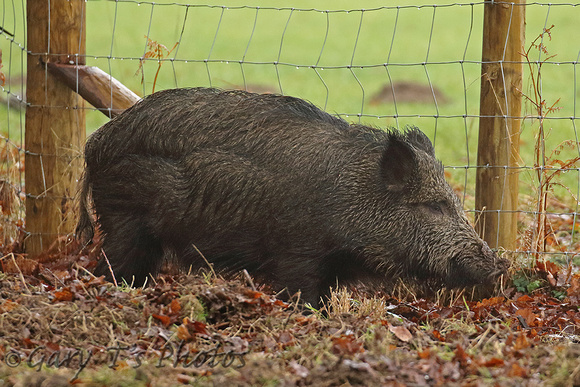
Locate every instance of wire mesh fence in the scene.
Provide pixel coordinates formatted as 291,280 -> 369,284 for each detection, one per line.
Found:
1,1 -> 579,274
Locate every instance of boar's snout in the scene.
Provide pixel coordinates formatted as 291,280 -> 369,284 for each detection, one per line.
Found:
447,241 -> 510,289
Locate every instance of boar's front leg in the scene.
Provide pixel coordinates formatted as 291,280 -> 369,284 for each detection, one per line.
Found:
95,214 -> 164,286
273,250 -> 360,309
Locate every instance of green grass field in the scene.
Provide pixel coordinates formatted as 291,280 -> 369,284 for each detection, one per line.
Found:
1,0 -> 579,205
1,6 -> 580,384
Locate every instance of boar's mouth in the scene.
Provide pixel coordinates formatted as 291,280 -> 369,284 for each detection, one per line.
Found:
398,251 -> 510,298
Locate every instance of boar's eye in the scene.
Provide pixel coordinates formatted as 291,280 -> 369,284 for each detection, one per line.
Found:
425,202 -> 445,216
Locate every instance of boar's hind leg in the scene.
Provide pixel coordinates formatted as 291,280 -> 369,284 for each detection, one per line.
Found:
95,217 -> 163,287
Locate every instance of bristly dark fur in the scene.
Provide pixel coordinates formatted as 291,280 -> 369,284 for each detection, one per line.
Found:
77,88 -> 509,306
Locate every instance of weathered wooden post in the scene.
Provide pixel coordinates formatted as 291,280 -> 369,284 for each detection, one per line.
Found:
25,1 -> 86,255
476,0 -> 525,250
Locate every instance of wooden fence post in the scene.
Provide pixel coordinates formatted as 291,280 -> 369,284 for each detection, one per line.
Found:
476,0 -> 525,250
25,1 -> 86,255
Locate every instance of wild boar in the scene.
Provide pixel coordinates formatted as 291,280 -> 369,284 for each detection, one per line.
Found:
76,88 -> 509,306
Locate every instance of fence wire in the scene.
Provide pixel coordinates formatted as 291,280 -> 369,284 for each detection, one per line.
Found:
1,1 -> 580,268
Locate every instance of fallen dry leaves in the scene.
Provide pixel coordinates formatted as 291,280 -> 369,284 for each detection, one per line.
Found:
0,240 -> 577,385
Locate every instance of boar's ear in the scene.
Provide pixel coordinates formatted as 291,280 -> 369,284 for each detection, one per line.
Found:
404,126 -> 435,157
379,134 -> 417,191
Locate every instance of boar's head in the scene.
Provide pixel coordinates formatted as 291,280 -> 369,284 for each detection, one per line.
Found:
363,128 -> 510,291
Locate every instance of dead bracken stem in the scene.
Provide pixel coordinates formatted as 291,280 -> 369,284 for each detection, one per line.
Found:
192,243 -> 216,279
136,37 -> 179,94
101,249 -> 118,287
0,253 -> 30,294
74,262 -> 97,279
13,254 -> 30,294
517,25 -> 576,266
44,267 -> 67,288
242,269 -> 256,291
